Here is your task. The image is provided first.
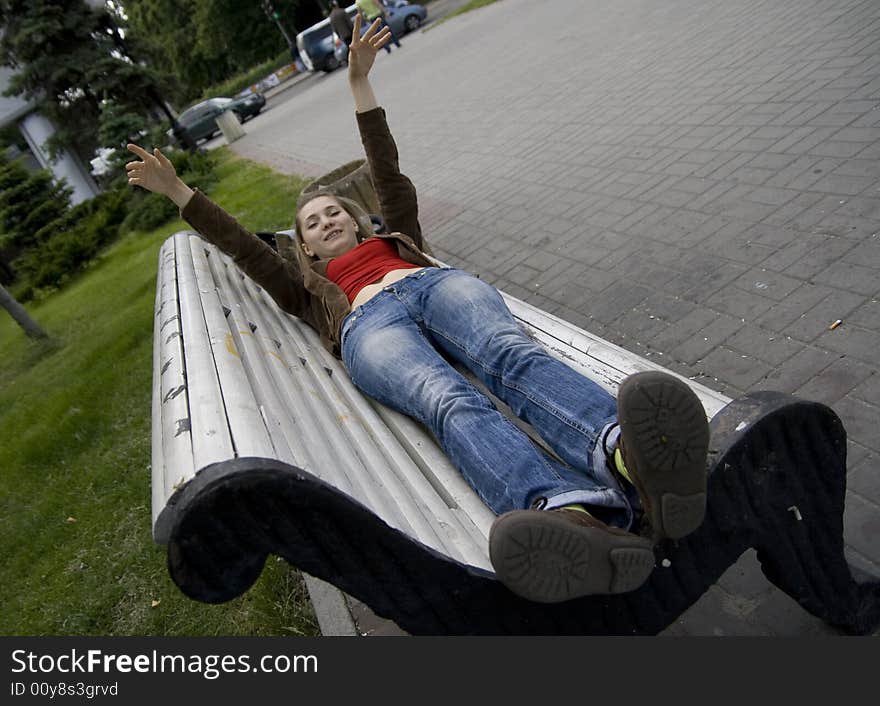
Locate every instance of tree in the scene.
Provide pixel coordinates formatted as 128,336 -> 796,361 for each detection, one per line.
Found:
0,282 -> 49,339
122,0 -> 228,104
0,0 -> 191,160
123,0 -> 319,104
0,128 -> 32,282
96,99 -> 148,179
0,152 -> 73,294
0,155 -> 72,255
98,100 -> 148,150
0,0 -> 106,160
193,1 -> 279,77
93,2 -> 197,151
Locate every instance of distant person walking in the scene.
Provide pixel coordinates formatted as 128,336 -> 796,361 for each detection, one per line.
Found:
355,0 -> 401,52
329,0 -> 354,49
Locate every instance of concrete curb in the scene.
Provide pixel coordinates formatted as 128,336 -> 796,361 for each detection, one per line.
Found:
303,575 -> 409,636
302,575 -> 358,636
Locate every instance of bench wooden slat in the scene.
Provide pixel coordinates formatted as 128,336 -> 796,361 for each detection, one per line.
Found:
175,233 -> 237,469
190,236 -> 279,460
362,403 -> 497,558
152,240 -> 195,540
503,295 -> 729,418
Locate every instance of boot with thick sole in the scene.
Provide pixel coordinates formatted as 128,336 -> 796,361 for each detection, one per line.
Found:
489,508 -> 655,603
616,371 -> 711,541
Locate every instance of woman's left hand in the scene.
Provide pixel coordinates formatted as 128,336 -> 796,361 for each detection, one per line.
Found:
125,144 -> 193,208
348,13 -> 391,82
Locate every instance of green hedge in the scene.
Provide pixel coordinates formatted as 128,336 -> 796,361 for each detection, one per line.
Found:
11,149 -> 220,301
198,51 -> 294,101
12,189 -> 130,300
121,149 -> 219,234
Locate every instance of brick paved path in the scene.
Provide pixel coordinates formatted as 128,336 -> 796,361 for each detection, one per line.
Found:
229,0 -> 880,634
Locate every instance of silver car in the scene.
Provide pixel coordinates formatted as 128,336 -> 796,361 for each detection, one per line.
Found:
332,2 -> 428,66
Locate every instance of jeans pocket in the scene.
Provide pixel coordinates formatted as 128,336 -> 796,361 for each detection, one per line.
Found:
340,311 -> 358,354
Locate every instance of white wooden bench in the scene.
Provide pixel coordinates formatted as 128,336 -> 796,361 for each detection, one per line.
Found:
151,229 -> 879,635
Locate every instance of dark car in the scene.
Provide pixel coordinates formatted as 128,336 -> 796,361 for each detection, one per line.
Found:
168,93 -> 266,144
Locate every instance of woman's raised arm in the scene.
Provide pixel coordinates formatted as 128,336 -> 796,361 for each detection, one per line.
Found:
347,14 -> 391,113
347,15 -> 424,247
125,144 -> 311,320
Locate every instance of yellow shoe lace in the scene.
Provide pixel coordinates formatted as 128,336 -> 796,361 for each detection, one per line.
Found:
559,504 -> 592,516
614,447 -> 632,484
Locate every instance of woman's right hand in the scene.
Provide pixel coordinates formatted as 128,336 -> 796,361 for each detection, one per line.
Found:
125,144 -> 179,196
125,144 -> 194,208
348,14 -> 392,82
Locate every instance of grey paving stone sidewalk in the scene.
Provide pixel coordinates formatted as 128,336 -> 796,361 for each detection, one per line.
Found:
228,0 -> 879,635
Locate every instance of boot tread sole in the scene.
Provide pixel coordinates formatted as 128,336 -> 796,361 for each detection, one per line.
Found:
618,372 -> 710,540
489,511 -> 654,603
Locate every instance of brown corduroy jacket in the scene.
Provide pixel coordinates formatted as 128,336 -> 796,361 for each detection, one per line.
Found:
180,107 -> 435,358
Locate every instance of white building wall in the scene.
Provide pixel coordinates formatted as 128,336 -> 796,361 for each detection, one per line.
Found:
1,66 -> 100,205
19,112 -> 100,205
0,66 -> 33,125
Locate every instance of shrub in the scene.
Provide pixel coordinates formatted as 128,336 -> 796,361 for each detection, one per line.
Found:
120,191 -> 180,234
11,189 -> 130,300
119,147 -> 219,235
7,143 -> 221,299
169,147 -> 219,192
147,121 -> 176,152
198,51 -> 292,101
0,157 -> 72,251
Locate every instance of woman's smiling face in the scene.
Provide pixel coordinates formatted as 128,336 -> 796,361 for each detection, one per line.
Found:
298,195 -> 360,260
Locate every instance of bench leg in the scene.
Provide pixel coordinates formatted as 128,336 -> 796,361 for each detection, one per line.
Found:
694,391 -> 879,634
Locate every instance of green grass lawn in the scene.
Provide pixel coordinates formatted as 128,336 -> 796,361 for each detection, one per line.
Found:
0,150 -> 320,636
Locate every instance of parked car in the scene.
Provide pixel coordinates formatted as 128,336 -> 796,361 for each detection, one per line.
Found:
296,2 -> 427,69
387,0 -> 428,34
167,93 -> 266,144
296,12 -> 345,73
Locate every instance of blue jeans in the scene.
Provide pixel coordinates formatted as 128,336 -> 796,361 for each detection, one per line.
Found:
340,268 -> 636,529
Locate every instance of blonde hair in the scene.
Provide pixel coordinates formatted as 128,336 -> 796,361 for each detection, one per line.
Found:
293,189 -> 375,260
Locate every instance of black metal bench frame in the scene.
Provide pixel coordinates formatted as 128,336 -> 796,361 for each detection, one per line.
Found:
153,230 -> 879,635
164,390 -> 877,635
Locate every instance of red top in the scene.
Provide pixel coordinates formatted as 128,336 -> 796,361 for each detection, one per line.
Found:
326,237 -> 416,304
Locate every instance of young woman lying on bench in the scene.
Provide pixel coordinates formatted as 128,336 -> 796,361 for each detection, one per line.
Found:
126,15 -> 710,604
